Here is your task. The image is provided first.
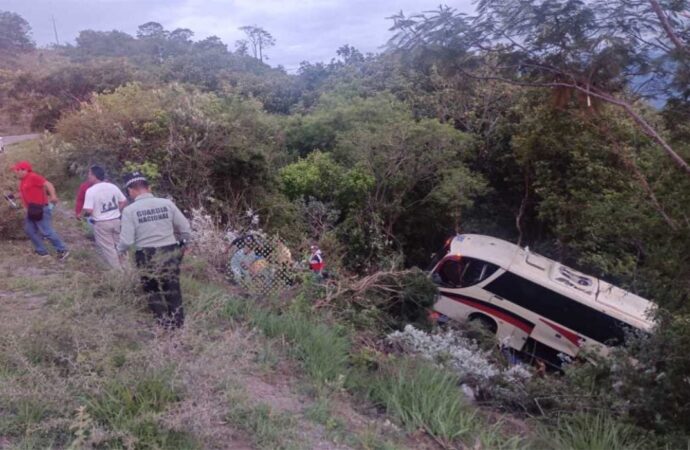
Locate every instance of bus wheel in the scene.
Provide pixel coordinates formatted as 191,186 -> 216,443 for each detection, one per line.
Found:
468,313 -> 498,335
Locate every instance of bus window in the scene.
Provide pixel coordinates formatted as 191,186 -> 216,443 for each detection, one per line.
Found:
433,259 -> 463,287
485,271 -> 629,345
460,259 -> 499,286
433,258 -> 499,288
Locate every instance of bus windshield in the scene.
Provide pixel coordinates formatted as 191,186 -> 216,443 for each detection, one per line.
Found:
432,257 -> 500,288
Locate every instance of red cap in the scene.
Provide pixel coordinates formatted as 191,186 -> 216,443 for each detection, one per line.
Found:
11,161 -> 32,172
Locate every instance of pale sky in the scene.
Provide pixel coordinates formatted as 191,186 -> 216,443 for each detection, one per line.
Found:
1,0 -> 473,71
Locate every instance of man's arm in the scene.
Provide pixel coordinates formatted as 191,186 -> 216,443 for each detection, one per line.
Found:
44,181 -> 58,204
116,187 -> 128,211
170,202 -> 192,242
117,209 -> 136,253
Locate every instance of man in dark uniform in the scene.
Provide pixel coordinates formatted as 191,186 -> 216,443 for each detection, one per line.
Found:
117,172 -> 192,328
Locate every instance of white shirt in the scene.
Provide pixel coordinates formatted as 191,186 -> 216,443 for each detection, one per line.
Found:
84,182 -> 127,221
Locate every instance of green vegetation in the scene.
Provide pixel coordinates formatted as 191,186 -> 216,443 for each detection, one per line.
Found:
251,309 -> 351,384
1,1 -> 689,448
535,413 -> 651,450
226,396 -> 298,450
368,360 -> 475,443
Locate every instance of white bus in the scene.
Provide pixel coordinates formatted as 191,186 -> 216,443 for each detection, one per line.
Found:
430,234 -> 655,360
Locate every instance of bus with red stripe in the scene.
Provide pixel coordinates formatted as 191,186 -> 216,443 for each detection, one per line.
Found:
430,234 -> 655,360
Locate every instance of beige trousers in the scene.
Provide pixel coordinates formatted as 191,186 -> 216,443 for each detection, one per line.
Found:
93,219 -> 122,270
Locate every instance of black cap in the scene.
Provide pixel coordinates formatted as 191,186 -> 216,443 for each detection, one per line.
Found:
122,171 -> 148,188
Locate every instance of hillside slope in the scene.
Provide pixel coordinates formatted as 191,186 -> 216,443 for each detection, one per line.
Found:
0,175 -> 414,448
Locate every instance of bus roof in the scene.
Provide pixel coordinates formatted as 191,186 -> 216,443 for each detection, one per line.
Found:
448,234 -> 655,331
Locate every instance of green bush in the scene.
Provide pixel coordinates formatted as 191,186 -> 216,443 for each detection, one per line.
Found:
337,269 -> 438,332
56,83 -> 279,213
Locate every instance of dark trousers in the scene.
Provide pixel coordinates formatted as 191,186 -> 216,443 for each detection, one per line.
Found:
135,244 -> 184,328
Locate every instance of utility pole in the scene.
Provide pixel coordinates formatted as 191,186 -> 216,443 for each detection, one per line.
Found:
51,14 -> 60,46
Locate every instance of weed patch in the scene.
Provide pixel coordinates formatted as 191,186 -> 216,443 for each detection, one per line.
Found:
226,394 -> 299,450
535,413 -> 651,450
367,359 -> 476,444
250,309 -> 350,384
86,372 -> 198,448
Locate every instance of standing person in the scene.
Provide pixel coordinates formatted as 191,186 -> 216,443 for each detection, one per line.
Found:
309,244 -> 324,274
11,161 -> 69,259
117,171 -> 191,329
82,165 -> 128,270
74,172 -> 95,221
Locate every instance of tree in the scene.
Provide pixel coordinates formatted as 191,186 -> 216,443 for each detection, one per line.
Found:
336,44 -> 364,65
234,39 -> 249,56
239,25 -> 276,62
389,2 -> 690,175
136,21 -> 167,39
74,30 -> 136,58
0,11 -> 34,56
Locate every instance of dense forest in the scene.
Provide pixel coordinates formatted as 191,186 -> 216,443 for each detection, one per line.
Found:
1,2 -> 690,446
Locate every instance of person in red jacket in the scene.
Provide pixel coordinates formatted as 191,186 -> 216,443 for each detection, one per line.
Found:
74,176 -> 95,220
12,160 -> 69,259
309,244 -> 324,274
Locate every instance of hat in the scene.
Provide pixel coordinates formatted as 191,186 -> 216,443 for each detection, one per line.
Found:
122,171 -> 148,188
11,161 -> 32,172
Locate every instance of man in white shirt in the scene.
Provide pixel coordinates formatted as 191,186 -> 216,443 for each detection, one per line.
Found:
83,165 -> 128,269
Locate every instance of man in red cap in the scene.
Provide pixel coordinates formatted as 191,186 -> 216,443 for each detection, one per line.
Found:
12,160 -> 69,259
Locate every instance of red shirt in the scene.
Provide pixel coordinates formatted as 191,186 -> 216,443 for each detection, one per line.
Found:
19,172 -> 47,207
75,180 -> 95,216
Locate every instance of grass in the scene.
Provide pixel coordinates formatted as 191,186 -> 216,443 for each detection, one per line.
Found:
250,308 -> 351,384
367,359 -> 476,444
226,393 -> 299,450
536,413 -> 651,450
85,372 -> 200,449
244,298 -> 530,448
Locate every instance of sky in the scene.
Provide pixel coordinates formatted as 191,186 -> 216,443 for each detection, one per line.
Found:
1,0 -> 473,72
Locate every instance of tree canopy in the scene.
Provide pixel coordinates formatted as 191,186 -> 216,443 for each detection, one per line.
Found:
0,10 -> 34,57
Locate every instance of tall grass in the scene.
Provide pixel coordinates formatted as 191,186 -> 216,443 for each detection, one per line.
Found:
536,413 -> 651,450
87,373 -> 198,449
368,359 -> 476,444
250,309 -> 351,384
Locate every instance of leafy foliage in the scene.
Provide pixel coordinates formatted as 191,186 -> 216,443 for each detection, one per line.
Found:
0,11 -> 34,58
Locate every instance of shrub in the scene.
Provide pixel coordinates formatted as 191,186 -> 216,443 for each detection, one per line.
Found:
56,83 -> 279,212
386,325 -> 531,390
335,269 -> 439,331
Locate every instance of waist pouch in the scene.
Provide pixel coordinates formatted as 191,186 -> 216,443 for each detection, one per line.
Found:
27,203 -> 44,221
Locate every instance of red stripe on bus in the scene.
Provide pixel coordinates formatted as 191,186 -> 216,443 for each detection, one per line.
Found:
539,318 -> 582,347
442,293 -> 534,334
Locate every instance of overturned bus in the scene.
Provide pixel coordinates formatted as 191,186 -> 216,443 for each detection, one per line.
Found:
430,234 -> 655,360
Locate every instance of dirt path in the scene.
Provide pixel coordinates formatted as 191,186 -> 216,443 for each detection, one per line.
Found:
1,134 -> 40,148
